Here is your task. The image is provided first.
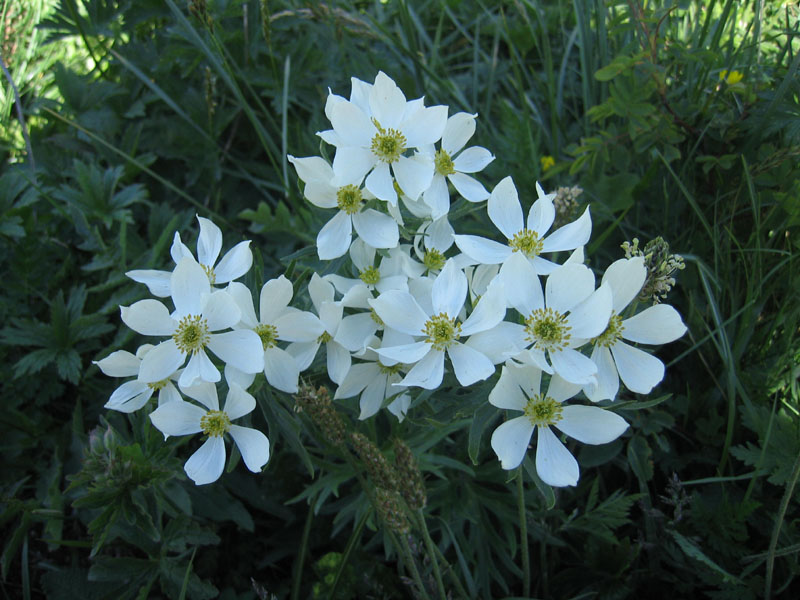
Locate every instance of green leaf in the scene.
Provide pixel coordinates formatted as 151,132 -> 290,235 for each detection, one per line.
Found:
468,403 -> 497,465
667,529 -> 743,585
522,456 -> 555,510
627,435 -> 653,482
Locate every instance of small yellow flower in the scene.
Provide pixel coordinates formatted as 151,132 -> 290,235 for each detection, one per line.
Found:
719,70 -> 744,85
540,155 -> 555,171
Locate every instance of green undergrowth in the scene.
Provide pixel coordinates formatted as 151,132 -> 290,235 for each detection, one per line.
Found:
1,0 -> 798,598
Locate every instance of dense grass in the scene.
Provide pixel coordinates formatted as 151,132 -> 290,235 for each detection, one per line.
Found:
1,1 -> 799,598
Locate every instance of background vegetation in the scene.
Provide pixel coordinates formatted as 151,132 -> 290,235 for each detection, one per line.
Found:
1,0 -> 798,598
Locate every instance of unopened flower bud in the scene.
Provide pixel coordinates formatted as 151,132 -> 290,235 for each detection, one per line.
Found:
622,237 -> 685,303
294,383 -> 347,447
374,487 -> 410,534
350,432 -> 398,492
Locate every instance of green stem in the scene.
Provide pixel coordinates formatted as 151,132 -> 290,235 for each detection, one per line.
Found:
765,449 -> 800,600
290,503 -> 314,600
430,539 -> 470,600
416,509 -> 447,600
399,533 -> 433,600
517,467 -> 530,597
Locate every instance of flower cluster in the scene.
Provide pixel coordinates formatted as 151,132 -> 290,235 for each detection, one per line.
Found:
97,72 -> 687,488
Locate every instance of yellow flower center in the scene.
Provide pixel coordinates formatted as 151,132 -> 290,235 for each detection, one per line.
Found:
336,184 -> 363,215
201,263 -> 216,285
370,308 -> 384,326
378,361 -> 403,375
434,149 -> 455,176
523,394 -> 563,427
254,323 -> 278,349
371,118 -> 407,163
423,312 -> 461,351
318,331 -> 333,344
359,266 -> 381,285
423,249 -> 446,271
200,410 -> 231,437
524,307 -> 571,352
173,315 -> 211,355
509,229 -> 544,258
147,379 -> 169,391
591,312 -> 624,348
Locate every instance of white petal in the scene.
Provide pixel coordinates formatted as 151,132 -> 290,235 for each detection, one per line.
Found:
400,348 -> 444,389
226,281 -> 258,328
454,234 -> 510,265
536,426 -> 579,487
274,311 -> 325,342
138,340 -> 185,383
179,350 -> 220,387
488,176 -> 523,240
369,291 -> 428,336
105,381 -> 153,413
426,216 -> 455,251
330,99 -> 374,147
214,241 -> 252,284
422,174 -> 450,220
358,376 -> 387,420
229,425 -> 270,473
286,341 -> 320,372
335,363 -> 377,399
545,263 -> 595,315
601,257 -> 646,313
447,342 -> 494,386
326,341 -> 351,385
369,72 -> 406,129
318,301 -> 343,334
94,350 -> 140,377
202,290 -> 241,331
387,393 -> 411,421
126,269 -> 172,297
542,206 -> 592,253
393,154 -> 434,202
491,416 -> 534,470
224,365 -> 255,391
184,436 -> 226,485
149,400 -> 205,437
375,341 -> 431,364
120,300 -> 176,336
622,304 -> 687,344
180,380 -> 219,411
334,313 -> 378,352
465,322 -> 528,364
584,344 -> 620,402
402,105 -> 449,148
288,155 -> 334,185
196,216 -> 222,268
309,272 -> 335,310
610,341 -> 665,394
567,283 -> 613,341
526,197 -> 555,237
488,365 -> 528,410
550,347 -> 598,385
461,277 -> 506,336
223,383 -> 256,420
208,330 -> 264,374
432,259 -> 467,317
352,209 -> 400,249
259,275 -> 294,324
157,382 -> 181,405
263,347 -> 300,393
317,211 -> 353,260
452,146 -> 494,174
449,172 -> 490,202
171,257 -> 211,317
170,231 -> 191,264
365,162 -> 396,203
557,406 -> 629,445
441,112 -> 476,155
500,252 -> 544,315
331,147 -> 375,187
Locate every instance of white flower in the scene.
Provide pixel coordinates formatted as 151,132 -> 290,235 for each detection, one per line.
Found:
324,238 -> 409,302
584,257 -> 688,401
369,259 -> 507,389
94,345 -> 181,412
227,277 -> 325,394
421,112 -> 493,219
288,155 -> 399,259
318,71 -> 448,204
334,332 -> 412,420
508,257 -> 612,385
127,215 -> 253,297
287,274 -> 378,385
120,257 -> 264,388
454,176 -> 591,279
489,363 -> 628,485
149,381 -> 269,485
